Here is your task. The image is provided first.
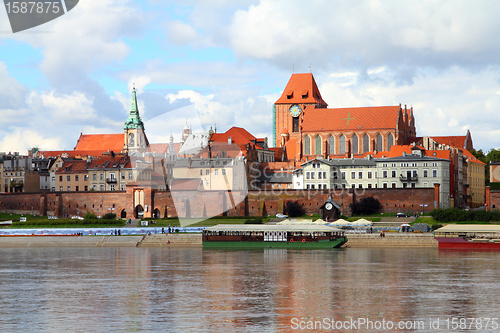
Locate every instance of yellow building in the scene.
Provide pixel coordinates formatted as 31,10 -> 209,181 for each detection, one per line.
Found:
172,158 -> 246,191
465,151 -> 485,208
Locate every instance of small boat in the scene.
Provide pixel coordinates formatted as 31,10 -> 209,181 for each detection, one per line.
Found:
434,224 -> 500,249
202,223 -> 347,249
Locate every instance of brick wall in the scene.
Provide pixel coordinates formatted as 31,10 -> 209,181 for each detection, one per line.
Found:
0,187 -> 436,218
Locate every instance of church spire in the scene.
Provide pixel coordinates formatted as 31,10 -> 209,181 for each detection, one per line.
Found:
124,87 -> 144,130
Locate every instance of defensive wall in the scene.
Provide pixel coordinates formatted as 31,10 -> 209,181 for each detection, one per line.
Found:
0,187 -> 437,219
487,187 -> 500,210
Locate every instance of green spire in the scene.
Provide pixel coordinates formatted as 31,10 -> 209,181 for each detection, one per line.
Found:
124,87 -> 144,129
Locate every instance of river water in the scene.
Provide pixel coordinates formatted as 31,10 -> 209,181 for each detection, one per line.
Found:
1,247 -> 500,332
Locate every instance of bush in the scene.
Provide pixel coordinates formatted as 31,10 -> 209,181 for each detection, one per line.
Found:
83,212 -> 97,221
284,201 -> 305,217
350,197 -> 381,215
430,208 -> 500,222
244,218 -> 263,224
102,213 -> 116,220
432,223 -> 443,231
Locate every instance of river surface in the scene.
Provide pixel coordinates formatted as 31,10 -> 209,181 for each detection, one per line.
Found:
1,247 -> 500,332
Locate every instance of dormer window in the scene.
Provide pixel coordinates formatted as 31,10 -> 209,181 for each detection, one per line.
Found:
302,91 -> 308,99
287,92 -> 293,99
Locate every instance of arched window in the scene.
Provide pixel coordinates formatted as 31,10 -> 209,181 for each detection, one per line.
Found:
129,133 -> 135,146
387,133 -> 394,151
304,135 -> 311,155
339,135 -> 346,154
362,133 -> 369,153
328,135 -> 335,155
351,134 -> 358,155
314,135 -> 322,155
376,133 -> 383,151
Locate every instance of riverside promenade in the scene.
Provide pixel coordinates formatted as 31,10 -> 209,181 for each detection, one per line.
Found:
0,233 -> 437,247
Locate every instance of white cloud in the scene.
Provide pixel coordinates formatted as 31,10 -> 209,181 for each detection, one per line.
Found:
318,66 -> 500,150
229,1 -> 500,69
39,91 -> 96,122
0,62 -> 28,109
0,128 -> 62,153
166,20 -> 199,45
128,76 -> 151,94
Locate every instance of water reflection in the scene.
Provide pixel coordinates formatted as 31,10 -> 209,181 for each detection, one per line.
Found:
0,247 -> 500,332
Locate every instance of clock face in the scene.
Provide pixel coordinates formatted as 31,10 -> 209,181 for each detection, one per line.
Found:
289,105 -> 302,117
493,166 -> 500,182
325,202 -> 333,210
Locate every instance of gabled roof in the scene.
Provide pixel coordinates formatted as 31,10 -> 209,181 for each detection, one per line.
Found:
275,73 -> 327,106
74,134 -> 124,152
301,105 -> 401,132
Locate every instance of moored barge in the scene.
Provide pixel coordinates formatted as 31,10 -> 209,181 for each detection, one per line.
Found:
202,224 -> 347,249
434,224 -> 500,249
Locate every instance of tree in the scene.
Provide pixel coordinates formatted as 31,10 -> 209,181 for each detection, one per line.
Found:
350,197 -> 381,215
284,201 -> 305,217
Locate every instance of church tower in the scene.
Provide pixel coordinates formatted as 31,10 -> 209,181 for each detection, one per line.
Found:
123,87 -> 149,154
274,73 -> 327,160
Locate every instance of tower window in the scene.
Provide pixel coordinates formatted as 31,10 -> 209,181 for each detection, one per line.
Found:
293,117 -> 299,133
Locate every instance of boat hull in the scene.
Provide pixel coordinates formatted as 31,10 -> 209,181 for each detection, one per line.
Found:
202,237 -> 348,249
435,237 -> 500,250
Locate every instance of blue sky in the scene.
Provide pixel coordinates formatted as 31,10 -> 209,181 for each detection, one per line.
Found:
1,0 -> 500,152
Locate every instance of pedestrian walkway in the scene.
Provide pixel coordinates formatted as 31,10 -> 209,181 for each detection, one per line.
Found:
125,218 -> 141,227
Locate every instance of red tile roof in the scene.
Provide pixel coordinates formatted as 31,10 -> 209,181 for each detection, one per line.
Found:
55,159 -> 88,174
284,138 -> 299,161
269,147 -> 286,161
461,149 -> 486,165
275,73 -> 328,106
430,136 -> 466,149
87,154 -> 131,169
74,134 -> 124,152
210,127 -> 256,145
301,105 -> 401,132
373,145 -> 451,160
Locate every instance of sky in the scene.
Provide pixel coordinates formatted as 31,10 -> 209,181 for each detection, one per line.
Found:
1,0 -> 500,153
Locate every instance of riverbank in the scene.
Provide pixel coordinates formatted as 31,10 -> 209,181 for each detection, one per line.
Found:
0,233 -> 437,248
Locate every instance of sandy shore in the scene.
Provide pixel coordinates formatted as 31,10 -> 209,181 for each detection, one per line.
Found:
0,233 -> 437,248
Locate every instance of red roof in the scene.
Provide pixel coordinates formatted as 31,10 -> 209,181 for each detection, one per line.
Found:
430,136 -> 466,149
275,73 -> 327,106
55,159 -> 88,174
148,143 -> 182,155
210,127 -> 256,145
284,138 -> 299,161
74,134 -> 124,152
87,154 -> 131,169
301,105 -> 401,132
269,147 -> 286,161
373,145 -> 451,160
461,149 -> 486,165
36,150 -> 106,159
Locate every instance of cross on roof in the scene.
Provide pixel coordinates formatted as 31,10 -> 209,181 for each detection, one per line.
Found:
342,112 -> 355,126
